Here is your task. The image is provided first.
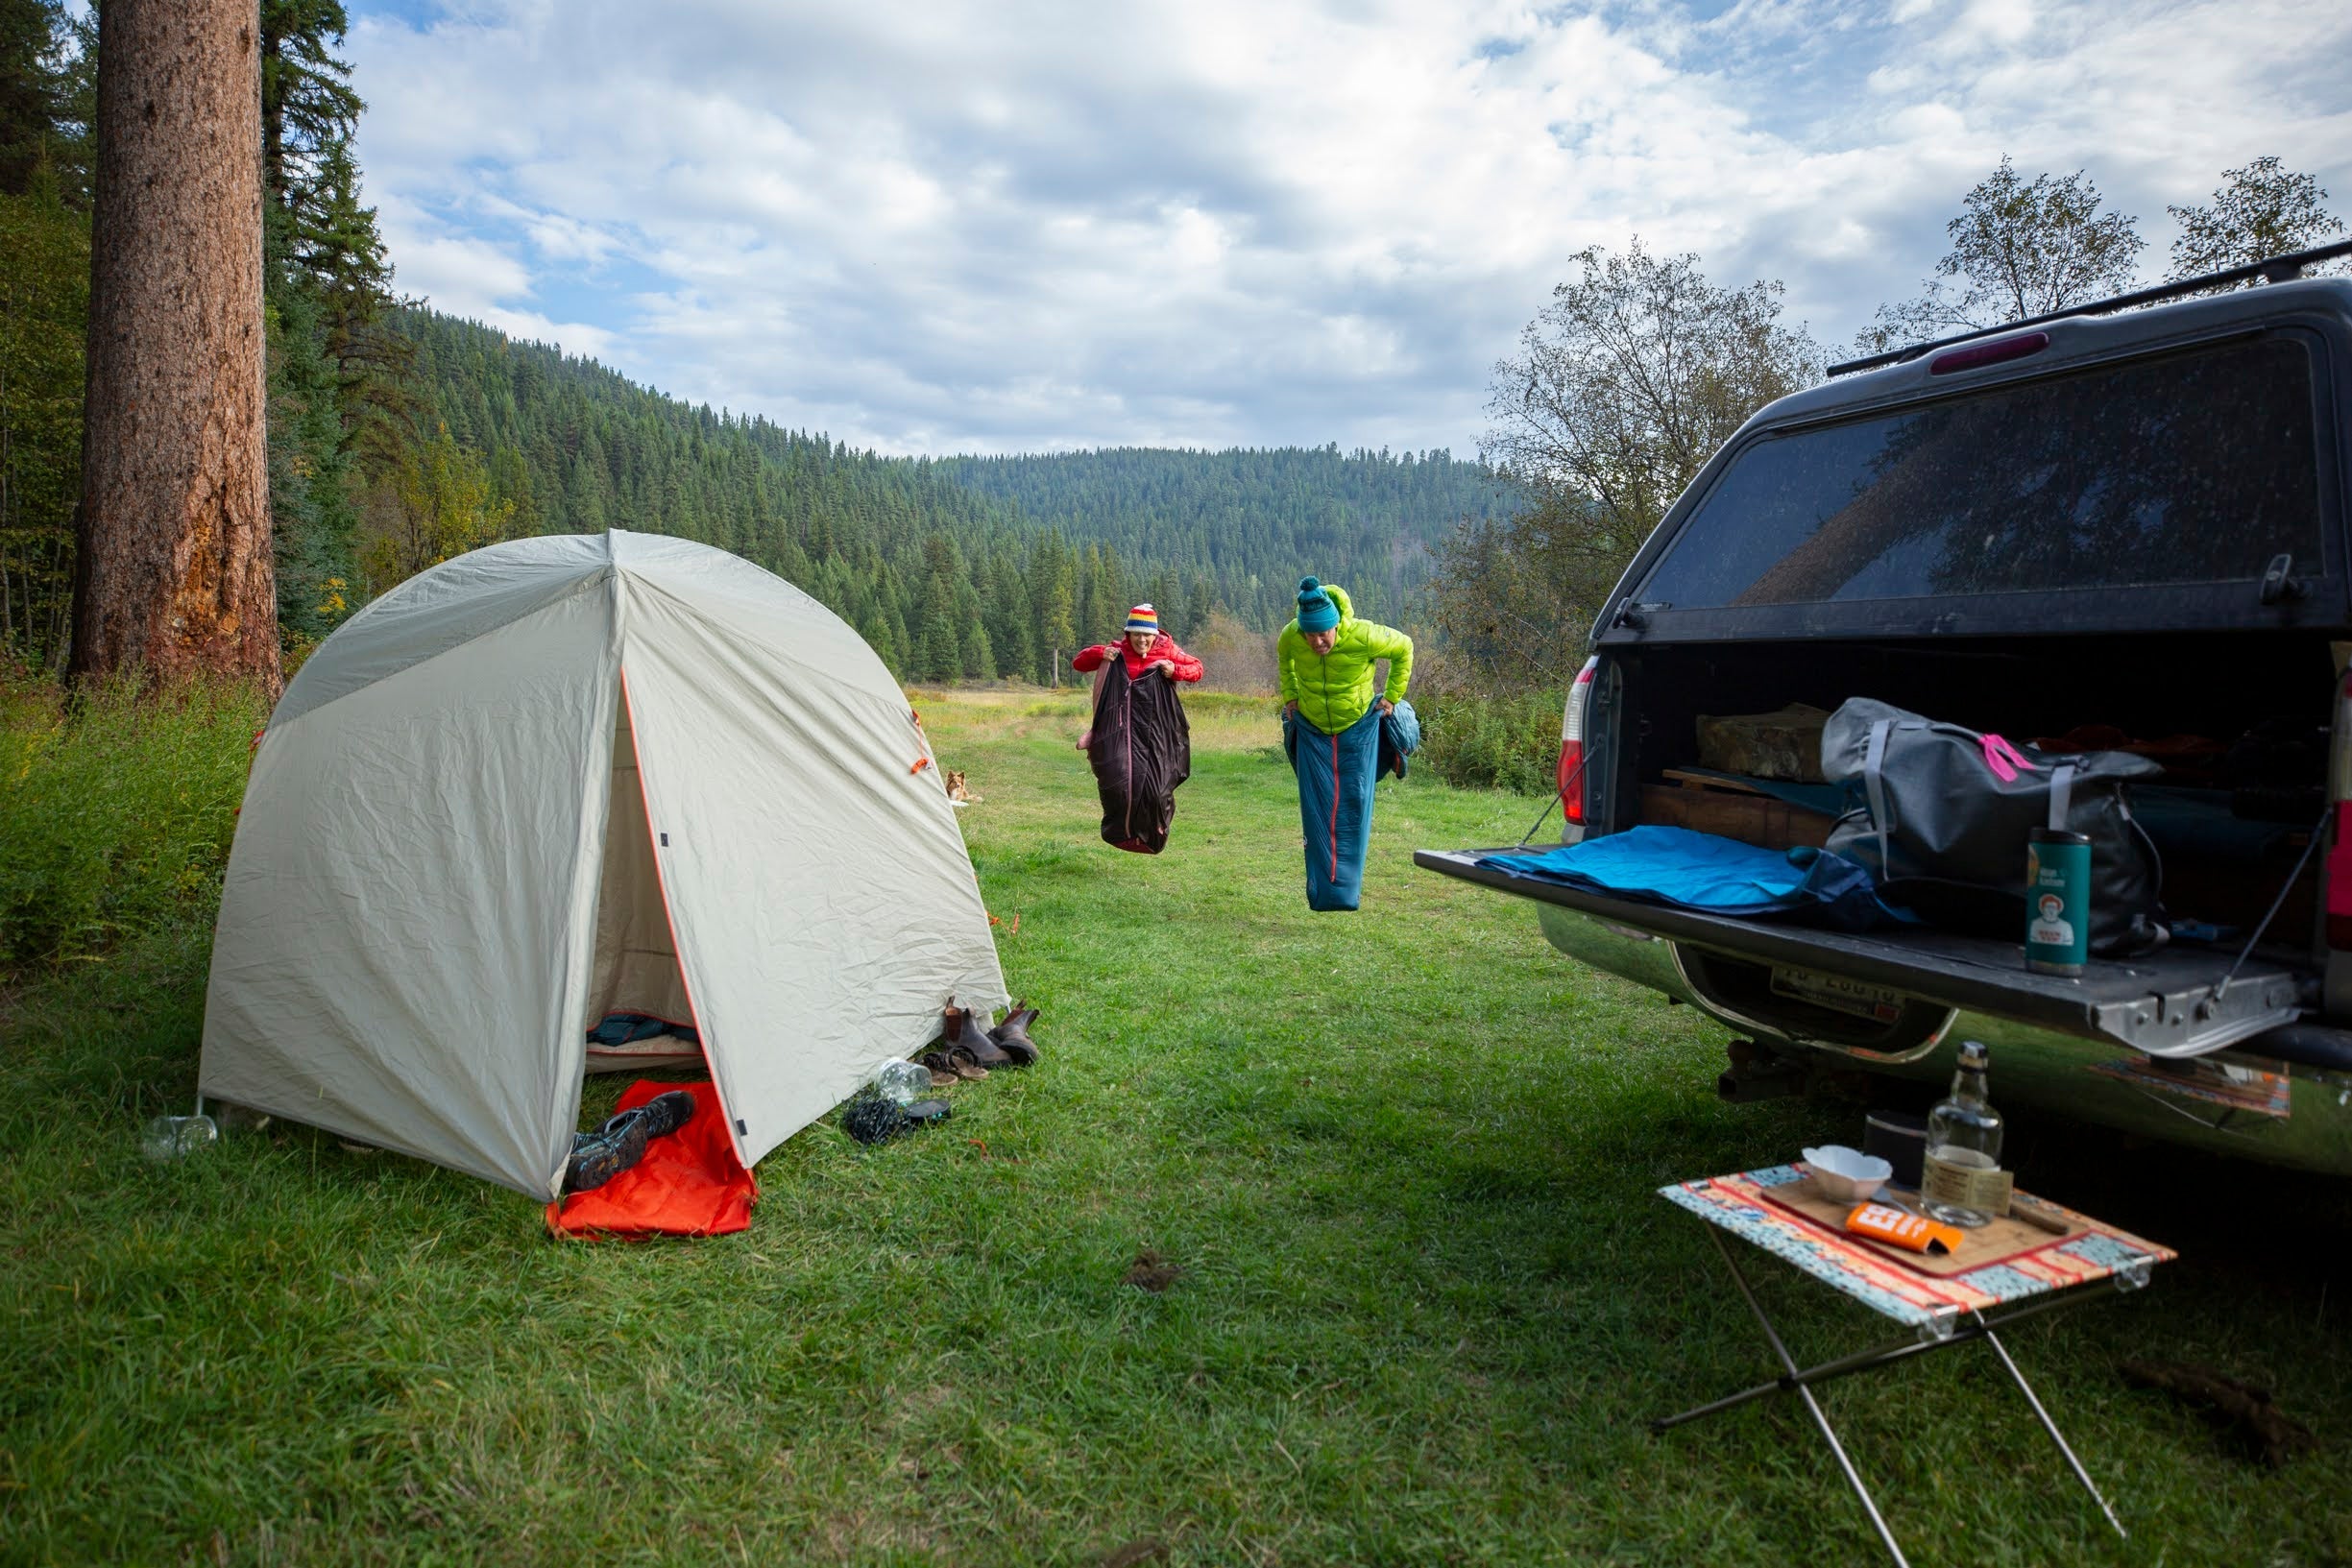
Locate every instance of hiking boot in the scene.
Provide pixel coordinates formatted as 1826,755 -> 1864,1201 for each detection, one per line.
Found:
637,1090 -> 697,1140
942,998 -> 970,1045
563,1112 -> 651,1194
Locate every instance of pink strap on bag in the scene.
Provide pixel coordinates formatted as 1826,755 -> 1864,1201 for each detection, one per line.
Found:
1978,733 -> 2035,783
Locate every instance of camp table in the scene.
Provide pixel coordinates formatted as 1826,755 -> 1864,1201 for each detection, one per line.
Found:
1652,1165 -> 2174,1567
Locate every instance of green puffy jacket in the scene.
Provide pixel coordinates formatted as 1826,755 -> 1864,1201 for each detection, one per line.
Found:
1277,584 -> 1414,735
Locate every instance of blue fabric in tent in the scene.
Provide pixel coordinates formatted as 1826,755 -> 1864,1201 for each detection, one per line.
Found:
1476,826 -> 1901,931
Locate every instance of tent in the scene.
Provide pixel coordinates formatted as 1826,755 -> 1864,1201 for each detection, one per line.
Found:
199,529 -> 1008,1197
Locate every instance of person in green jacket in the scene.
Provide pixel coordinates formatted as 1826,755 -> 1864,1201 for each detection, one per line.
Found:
1276,577 -> 1413,910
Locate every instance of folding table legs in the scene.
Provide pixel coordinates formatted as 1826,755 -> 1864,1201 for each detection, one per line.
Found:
1650,1229 -> 2130,1564
1681,1226 -> 1912,1567
1975,1313 -> 2127,1540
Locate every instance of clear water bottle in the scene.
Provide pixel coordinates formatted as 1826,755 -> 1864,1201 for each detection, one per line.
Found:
142,1113 -> 219,1162
1921,1041 -> 2004,1227
868,1059 -> 932,1106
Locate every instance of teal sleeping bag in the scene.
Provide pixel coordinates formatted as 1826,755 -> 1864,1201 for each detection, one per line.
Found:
1286,707 -> 1382,911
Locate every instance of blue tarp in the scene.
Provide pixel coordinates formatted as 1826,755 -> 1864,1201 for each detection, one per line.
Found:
1475,826 -> 1902,931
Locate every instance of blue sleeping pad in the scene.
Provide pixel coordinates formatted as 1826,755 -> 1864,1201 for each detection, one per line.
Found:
1476,825 -> 1903,932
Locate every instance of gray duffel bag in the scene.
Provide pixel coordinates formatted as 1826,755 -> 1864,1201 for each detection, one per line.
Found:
1820,697 -> 2168,956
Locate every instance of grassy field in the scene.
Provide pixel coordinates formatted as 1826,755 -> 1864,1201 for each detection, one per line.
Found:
2,687 -> 2347,1565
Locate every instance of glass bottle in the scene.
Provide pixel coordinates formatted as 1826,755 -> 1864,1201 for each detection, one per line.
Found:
869,1058 -> 932,1106
141,1113 -> 219,1162
1921,1041 -> 2004,1227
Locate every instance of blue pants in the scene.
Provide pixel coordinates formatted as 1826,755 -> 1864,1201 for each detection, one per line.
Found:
1286,708 -> 1381,911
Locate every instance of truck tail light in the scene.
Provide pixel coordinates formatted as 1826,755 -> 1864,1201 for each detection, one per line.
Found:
2329,802 -> 2352,951
1559,658 -> 1598,825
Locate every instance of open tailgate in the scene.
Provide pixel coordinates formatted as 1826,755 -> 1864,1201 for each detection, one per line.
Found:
1418,847 -> 2306,1058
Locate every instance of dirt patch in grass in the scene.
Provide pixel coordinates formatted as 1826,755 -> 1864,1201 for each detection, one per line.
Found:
1124,1249 -> 1183,1292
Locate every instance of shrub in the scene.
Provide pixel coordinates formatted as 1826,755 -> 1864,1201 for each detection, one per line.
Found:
1189,610 -> 1276,694
1415,687 -> 1562,794
0,666 -> 268,973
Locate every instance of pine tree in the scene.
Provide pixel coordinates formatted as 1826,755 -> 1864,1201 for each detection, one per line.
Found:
73,0 -> 279,691
911,589 -> 960,683
0,0 -> 59,197
1033,530 -> 1076,680
254,0 -> 400,651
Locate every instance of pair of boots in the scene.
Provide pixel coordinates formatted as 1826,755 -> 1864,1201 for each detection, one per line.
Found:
921,998 -> 1040,1080
563,1089 -> 697,1194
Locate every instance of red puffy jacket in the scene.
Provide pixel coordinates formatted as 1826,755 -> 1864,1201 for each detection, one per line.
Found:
1073,634 -> 1202,683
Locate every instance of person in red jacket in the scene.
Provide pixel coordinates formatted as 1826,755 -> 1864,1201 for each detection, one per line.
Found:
1072,605 -> 1202,853
1073,603 -> 1202,746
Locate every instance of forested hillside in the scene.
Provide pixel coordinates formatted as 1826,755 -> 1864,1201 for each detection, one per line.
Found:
389,310 -> 1511,674
386,309 -> 1173,686
937,446 -> 1511,627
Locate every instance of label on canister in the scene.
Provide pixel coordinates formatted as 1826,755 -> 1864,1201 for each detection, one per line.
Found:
2025,828 -> 2091,976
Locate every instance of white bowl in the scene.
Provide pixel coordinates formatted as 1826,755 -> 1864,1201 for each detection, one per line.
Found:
1803,1145 -> 1892,1204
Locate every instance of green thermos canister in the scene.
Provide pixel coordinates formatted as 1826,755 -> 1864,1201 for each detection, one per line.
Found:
2025,827 -> 2091,976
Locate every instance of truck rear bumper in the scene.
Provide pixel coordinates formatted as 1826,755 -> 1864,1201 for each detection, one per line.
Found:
1530,900 -> 2352,1176
1418,849 -> 2303,1057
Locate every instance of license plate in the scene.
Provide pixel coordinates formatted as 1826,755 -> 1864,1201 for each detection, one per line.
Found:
1770,967 -> 1906,1023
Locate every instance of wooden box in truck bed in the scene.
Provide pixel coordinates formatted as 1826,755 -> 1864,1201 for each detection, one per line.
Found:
1638,769 -> 1836,851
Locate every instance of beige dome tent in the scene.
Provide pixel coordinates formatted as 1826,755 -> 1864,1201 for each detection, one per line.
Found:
200,529 -> 1007,1197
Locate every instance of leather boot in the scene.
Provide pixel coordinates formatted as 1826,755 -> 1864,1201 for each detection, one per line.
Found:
990,1006 -> 1040,1066
958,1028 -> 1013,1070
944,996 -> 1011,1068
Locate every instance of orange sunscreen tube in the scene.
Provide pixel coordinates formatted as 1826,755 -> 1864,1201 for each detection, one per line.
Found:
1846,1203 -> 1965,1256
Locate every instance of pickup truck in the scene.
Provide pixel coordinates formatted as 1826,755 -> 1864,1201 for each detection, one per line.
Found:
1419,247 -> 2352,1176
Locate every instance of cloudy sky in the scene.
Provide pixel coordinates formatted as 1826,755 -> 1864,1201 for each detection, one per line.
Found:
345,0 -> 2352,458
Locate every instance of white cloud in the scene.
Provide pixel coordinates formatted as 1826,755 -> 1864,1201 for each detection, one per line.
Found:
345,0 -> 2352,455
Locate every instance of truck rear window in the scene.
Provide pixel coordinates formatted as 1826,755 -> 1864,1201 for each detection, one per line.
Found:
1638,335 -> 2324,609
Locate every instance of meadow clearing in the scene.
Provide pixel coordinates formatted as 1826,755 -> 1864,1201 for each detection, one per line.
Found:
1,686 -> 2346,1565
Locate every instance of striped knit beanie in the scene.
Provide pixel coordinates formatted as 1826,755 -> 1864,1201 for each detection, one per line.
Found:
1125,604 -> 1159,635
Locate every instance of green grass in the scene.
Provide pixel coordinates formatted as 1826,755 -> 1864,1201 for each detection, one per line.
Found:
3,688 -> 2348,1565
0,665 -> 272,970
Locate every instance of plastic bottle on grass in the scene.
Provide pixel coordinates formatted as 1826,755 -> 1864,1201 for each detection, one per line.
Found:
869,1059 -> 932,1106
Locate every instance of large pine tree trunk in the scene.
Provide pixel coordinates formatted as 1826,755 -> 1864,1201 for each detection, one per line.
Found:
70,0 -> 279,693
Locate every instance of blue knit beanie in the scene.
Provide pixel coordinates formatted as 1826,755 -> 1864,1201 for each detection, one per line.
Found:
1296,576 -> 1339,634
